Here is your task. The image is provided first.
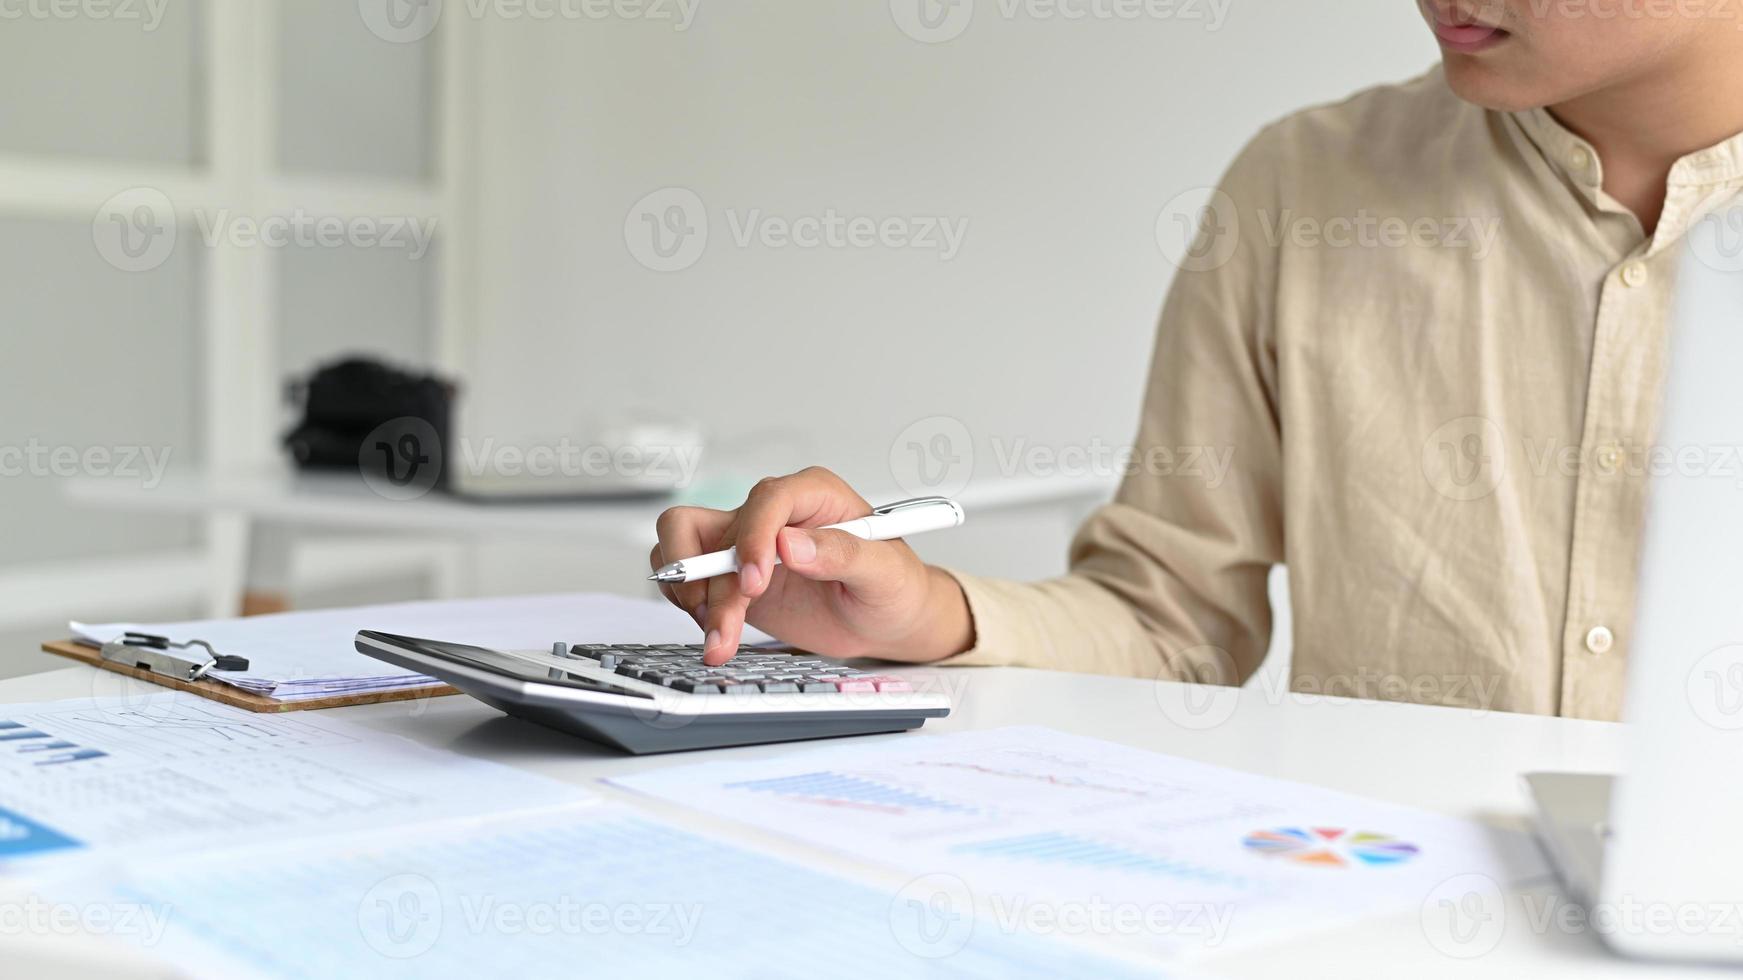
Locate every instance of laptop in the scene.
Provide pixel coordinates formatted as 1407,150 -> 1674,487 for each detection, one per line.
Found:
1526,206 -> 1743,963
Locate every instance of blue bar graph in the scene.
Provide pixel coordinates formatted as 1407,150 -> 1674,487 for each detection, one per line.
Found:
953,831 -> 1246,886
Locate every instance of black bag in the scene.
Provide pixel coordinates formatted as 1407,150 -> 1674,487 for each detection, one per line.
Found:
283,357 -> 456,490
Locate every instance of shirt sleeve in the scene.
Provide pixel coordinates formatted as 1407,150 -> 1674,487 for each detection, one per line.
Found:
936,125 -> 1286,686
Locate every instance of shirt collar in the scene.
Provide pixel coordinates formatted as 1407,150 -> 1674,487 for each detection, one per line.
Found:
1512,104 -> 1743,190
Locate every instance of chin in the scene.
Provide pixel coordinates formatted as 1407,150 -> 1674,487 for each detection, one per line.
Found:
1440,54 -> 1554,113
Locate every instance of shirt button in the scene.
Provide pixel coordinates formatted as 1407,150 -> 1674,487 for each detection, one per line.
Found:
1621,263 -> 1649,288
1597,444 -> 1623,471
1570,146 -> 1595,175
1585,626 -> 1615,656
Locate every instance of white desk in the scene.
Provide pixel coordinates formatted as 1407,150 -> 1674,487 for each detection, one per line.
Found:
0,661 -> 1706,979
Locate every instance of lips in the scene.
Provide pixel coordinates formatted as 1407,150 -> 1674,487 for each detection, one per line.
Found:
1431,16 -> 1508,52
1425,2 -> 1509,52
1436,21 -> 1501,43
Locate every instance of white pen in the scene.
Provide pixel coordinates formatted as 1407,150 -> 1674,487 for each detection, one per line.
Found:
647,496 -> 966,585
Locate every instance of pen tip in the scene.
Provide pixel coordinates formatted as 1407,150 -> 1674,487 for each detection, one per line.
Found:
646,573 -> 661,582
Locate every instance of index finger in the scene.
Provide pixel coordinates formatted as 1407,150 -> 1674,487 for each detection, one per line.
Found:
730,467 -> 870,601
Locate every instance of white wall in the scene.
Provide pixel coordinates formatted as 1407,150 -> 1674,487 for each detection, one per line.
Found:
464,2 -> 1440,507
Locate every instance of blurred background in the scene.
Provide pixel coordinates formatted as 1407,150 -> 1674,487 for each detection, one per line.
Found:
0,0 -> 1436,680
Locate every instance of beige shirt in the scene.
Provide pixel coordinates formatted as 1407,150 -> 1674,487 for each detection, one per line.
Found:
944,67 -> 1743,721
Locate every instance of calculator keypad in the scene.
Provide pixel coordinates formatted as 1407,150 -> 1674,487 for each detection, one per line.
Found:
566,643 -> 913,695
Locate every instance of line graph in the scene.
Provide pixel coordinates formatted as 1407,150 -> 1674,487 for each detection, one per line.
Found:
724,771 -> 978,815
914,760 -> 1171,799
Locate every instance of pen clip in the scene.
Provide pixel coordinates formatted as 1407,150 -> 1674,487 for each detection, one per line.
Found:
872,496 -> 953,516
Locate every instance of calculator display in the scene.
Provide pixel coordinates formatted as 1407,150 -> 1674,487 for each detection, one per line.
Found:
358,632 -> 654,699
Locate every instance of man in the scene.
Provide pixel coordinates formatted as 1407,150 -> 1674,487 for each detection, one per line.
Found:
650,0 -> 1743,720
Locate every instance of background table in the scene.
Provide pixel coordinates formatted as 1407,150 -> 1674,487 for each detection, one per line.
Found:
60,468 -> 1116,619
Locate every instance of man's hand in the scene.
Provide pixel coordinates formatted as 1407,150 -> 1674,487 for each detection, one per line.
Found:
650,466 -> 974,665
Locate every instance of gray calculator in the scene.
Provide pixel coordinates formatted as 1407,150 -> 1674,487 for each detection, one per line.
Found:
355,631 -> 951,754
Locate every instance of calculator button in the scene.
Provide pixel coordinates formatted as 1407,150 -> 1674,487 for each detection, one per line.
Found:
721,682 -> 761,695
864,676 -> 914,693
833,679 -> 877,693
799,681 -> 840,694
759,682 -> 801,694
672,679 -> 720,694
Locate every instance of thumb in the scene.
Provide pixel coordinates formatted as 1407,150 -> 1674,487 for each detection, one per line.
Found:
777,526 -> 911,599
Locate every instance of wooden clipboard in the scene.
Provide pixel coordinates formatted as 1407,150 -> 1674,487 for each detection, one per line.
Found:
40,639 -> 459,713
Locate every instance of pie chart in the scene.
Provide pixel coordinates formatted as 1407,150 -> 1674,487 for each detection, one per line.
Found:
1241,827 -> 1420,868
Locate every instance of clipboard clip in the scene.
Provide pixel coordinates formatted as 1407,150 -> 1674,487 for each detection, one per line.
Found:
100,632 -> 250,682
